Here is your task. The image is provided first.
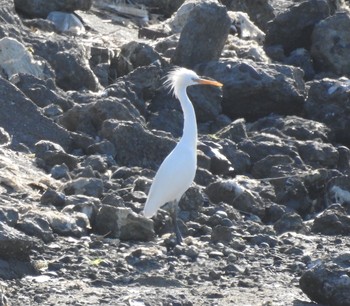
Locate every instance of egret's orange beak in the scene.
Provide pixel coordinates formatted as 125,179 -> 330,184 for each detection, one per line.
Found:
197,78 -> 223,87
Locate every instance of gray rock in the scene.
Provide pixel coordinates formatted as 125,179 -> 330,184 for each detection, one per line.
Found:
297,141 -> 339,168
95,205 -> 154,241
300,256 -> 350,306
0,3 -> 23,39
312,204 -> 350,235
28,37 -> 100,92
249,115 -> 333,142
205,178 -> 267,218
274,212 -> 308,235
16,213 -> 54,243
199,141 -> 232,175
284,48 -> 315,81
0,221 -> 40,260
63,177 -> 104,198
15,74 -> 70,111
41,188 -> 66,207
211,225 -> 235,243
59,96 -> 143,137
311,12 -> 350,76
238,133 -> 299,164
304,78 -> 350,145
221,0 -> 274,31
117,41 -> 164,77
14,0 -> 92,18
86,140 -> 116,157
215,118 -> 248,143
171,2 -> 231,68
0,206 -> 19,227
101,120 -> 176,170
265,0 -> 330,54
0,77 -> 72,151
35,140 -> 78,171
50,163 -> 70,180
198,60 -> 305,121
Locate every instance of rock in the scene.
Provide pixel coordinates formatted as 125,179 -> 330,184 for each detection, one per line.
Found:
205,178 -> 267,218
0,77 -> 72,151
249,115 -> 333,142
47,11 -> 85,35
312,204 -> 350,235
211,225 -> 235,243
29,37 -> 100,92
284,48 -> 315,81
41,188 -> 66,207
304,78 -> 350,145
95,205 -> 154,241
116,41 -> 164,77
219,139 -> 251,175
14,0 -> 92,18
171,2 -> 231,68
133,0 -> 184,17
16,74 -> 70,110
221,0 -> 274,31
297,141 -> 339,168
101,120 -> 176,170
215,118 -> 248,143
0,206 -> 19,227
265,0 -> 330,54
227,11 -> 265,44
35,140 -> 79,171
198,60 -> 305,121
179,186 -> 205,217
199,141 -> 232,175
274,212 -> 308,235
326,176 -> 350,210
62,177 -> 104,198
0,37 -> 47,81
59,96 -> 143,137
16,213 -> 55,243
86,140 -> 116,157
50,163 -> 70,180
311,12 -> 350,76
0,221 -> 39,260
300,256 -> 350,306
238,133 -> 299,164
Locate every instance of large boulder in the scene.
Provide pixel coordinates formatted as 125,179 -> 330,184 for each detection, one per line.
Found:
265,0 -> 330,54
198,60 -> 305,121
311,12 -> 350,76
172,1 -> 231,68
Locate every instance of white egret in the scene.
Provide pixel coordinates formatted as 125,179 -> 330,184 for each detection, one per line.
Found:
143,67 -> 223,244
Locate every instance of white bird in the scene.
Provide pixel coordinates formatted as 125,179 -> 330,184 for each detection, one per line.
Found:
143,67 -> 223,244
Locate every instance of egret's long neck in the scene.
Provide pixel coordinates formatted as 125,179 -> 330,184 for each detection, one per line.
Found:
177,88 -> 197,149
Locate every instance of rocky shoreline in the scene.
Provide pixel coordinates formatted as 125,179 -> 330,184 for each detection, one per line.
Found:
0,0 -> 350,305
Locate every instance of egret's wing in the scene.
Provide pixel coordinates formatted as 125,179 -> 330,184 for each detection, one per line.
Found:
143,147 -> 196,217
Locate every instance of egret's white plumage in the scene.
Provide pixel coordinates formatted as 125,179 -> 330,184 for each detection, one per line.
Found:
143,67 -> 223,242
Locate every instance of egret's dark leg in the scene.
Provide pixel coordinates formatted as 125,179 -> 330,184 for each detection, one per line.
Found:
170,200 -> 183,244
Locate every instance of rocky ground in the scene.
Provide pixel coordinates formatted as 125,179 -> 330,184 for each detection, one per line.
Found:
1,0 -> 350,305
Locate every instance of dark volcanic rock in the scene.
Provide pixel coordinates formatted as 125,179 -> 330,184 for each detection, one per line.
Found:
312,204 -> 350,235
311,12 -> 350,76
300,256 -> 350,306
304,78 -> 350,145
265,0 -> 330,54
117,41 -> 164,77
0,77 -> 72,151
95,205 -> 154,241
0,222 -> 39,260
274,212 -> 308,235
172,2 -> 231,68
14,0 -> 92,18
101,120 -> 176,170
198,60 -> 305,121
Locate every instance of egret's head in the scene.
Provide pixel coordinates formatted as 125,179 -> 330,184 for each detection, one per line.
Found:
165,67 -> 223,99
